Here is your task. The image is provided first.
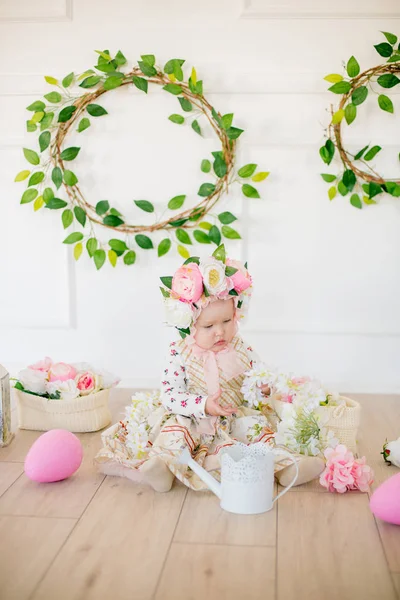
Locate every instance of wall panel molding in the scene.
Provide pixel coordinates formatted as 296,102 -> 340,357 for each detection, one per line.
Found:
0,0 -> 72,22
240,0 -> 400,20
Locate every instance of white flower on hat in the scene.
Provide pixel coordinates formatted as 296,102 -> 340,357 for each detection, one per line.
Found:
164,297 -> 193,329
199,257 -> 227,295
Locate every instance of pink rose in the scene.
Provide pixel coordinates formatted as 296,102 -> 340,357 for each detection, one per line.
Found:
226,259 -> 252,294
28,357 -> 53,372
48,362 -> 77,382
75,371 -> 98,395
172,264 -> 203,303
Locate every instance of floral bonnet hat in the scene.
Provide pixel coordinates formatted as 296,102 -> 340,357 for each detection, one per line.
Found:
159,244 -> 252,338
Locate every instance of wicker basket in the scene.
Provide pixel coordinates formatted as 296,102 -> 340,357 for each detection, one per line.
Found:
272,395 -> 361,454
15,388 -> 112,433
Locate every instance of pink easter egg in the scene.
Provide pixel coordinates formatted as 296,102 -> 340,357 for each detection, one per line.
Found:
24,429 -> 83,483
370,472 -> 400,525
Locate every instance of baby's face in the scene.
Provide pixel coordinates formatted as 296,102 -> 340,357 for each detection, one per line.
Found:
194,299 -> 236,351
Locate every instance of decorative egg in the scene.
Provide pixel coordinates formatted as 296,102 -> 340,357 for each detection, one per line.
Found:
370,472 -> 400,525
24,429 -> 83,483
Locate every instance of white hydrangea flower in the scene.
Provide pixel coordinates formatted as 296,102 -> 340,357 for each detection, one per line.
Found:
124,392 -> 159,459
17,368 -> 48,395
199,257 -> 227,295
164,297 -> 193,329
241,363 -> 278,409
45,379 -> 79,401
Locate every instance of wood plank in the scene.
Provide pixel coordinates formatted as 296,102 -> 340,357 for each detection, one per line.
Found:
32,477 -> 187,600
0,515 -> 76,600
0,431 -> 104,518
392,574 -> 400,599
175,487 -> 277,546
376,520 -> 400,573
277,491 -> 396,600
155,543 -> 275,600
0,461 -> 23,496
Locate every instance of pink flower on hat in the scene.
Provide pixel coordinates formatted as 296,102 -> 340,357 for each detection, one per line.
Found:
48,362 -> 77,382
172,264 -> 203,303
226,258 -> 252,294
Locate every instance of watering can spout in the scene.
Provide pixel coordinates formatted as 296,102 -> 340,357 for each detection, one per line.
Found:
178,448 -> 222,499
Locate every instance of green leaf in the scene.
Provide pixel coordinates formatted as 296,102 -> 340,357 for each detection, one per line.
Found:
109,239 -> 127,255
141,55 -> 156,66
44,92 -> 62,103
201,159 -> 211,173
242,184 -> 260,198
364,146 -> 381,161
80,75 -> 101,88
354,145 -> 369,160
26,100 -> 45,112
211,107 -> 222,126
160,276 -> 173,289
39,131 -> 51,152
63,232 -> 83,244
374,42 -> 393,57
168,114 -> 185,124
238,164 -> 257,178
94,249 -> 106,270
163,83 -> 183,95
178,97 -> 192,112
74,206 -> 86,227
198,183 -> 216,197
95,63 -> 117,74
103,75 -> 123,90
15,170 -> 30,182
319,139 -> 335,165
86,238 -> 98,257
74,242 -> 83,261
77,118 -> 90,133
188,207 -> 205,222
103,215 -> 124,227
134,200 -> 154,213
193,230 -> 211,244
52,167 -> 62,189
60,147 -> 80,161
321,174 -> 336,183
226,127 -> 243,140
124,250 -> 136,265
387,53 -> 400,63
164,58 -> 185,80
346,56 -> 360,78
350,193 -> 362,209
195,80 -> 203,95
21,188 -> 38,204
324,74 -> 344,83
222,225 -> 241,239
328,186 -> 337,200
31,111 -> 44,124
384,182 -> 400,197
64,170 -> 78,186
26,120 -> 36,132
28,171 -> 44,186
158,238 -> 171,257
87,104 -> 108,117
344,103 -> 357,125
338,181 -> 348,196
199,221 -> 212,230
96,200 -> 110,215
132,76 -> 148,93
177,245 -> 190,260
212,244 -> 226,262
225,266 -> 238,277
252,172 -> 269,182
168,195 -> 186,210
108,249 -> 118,267
62,209 -> 73,228
378,94 -> 394,113
382,31 -> 398,44
352,86 -> 368,105
213,154 -> 227,177
176,229 -> 192,245
23,148 -> 40,166
183,256 -> 200,265
170,218 -> 189,227
377,74 -> 400,88
44,76 -> 58,85
138,61 -> 157,77
342,169 -> 356,191
95,49 -> 112,62
191,120 -> 201,135
46,198 -> 67,209
62,72 -> 74,88
135,234 -> 153,249
329,81 -> 351,94
363,182 -> 383,198
115,50 -> 127,66
40,112 -> 54,130
209,225 -> 221,246
43,188 -> 54,203
229,289 -> 239,296
58,106 -> 77,123
221,113 -> 234,130
218,211 -> 237,224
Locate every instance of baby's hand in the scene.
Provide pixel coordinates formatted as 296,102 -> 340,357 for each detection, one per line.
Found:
205,390 -> 237,417
259,384 -> 271,397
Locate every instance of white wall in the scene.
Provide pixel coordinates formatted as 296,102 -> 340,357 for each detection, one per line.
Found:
1,0 -> 399,393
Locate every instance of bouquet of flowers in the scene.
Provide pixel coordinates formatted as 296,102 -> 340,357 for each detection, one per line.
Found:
123,391 -> 161,460
14,357 -> 120,400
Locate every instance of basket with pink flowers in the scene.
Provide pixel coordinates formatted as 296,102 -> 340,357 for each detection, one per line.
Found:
13,358 -> 119,432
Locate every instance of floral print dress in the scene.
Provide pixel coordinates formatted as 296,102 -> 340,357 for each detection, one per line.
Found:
95,335 -> 287,491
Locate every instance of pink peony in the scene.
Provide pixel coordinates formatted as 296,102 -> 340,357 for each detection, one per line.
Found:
319,444 -> 374,493
75,371 -> 98,395
48,362 -> 77,382
226,259 -> 252,294
28,357 -> 53,372
172,264 -> 203,303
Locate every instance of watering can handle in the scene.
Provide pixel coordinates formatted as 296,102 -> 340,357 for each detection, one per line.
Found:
271,449 -> 299,504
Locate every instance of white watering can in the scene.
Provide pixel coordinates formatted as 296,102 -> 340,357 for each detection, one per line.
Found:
179,442 -> 298,515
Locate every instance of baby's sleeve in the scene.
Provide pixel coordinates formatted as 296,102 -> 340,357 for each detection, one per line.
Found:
160,342 -> 208,419
243,340 -> 263,369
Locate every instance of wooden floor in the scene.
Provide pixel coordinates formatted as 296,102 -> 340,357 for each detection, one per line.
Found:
0,390 -> 399,600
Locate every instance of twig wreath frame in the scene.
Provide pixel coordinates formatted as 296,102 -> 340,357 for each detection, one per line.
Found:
319,32 -> 400,209
15,50 -> 269,269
